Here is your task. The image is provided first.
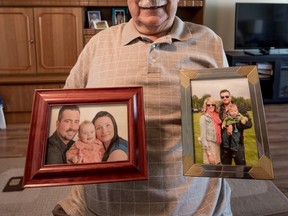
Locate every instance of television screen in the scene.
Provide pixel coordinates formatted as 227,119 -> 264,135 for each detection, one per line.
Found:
235,3 -> 288,54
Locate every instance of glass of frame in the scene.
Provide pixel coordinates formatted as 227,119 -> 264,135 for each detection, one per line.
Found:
180,66 -> 274,179
23,87 -> 147,187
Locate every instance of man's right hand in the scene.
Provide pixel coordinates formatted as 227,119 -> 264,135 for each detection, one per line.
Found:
227,125 -> 233,135
208,154 -> 216,164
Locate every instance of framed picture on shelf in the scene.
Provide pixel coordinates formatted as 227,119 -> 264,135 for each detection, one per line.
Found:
112,8 -> 128,25
23,87 -> 147,187
94,20 -> 109,29
180,66 -> 274,180
87,11 -> 101,29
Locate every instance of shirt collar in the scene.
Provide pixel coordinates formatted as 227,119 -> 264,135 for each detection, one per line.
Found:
122,16 -> 193,45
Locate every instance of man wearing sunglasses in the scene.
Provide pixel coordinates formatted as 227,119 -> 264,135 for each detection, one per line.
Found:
219,89 -> 252,165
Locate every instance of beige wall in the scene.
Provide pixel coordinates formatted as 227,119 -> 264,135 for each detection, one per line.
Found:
204,0 -> 288,52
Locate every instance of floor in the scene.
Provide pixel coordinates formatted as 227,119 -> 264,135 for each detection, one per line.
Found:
0,104 -> 287,199
264,103 -> 288,199
0,123 -> 29,158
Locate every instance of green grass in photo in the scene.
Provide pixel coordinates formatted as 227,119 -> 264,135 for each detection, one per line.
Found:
193,111 -> 258,166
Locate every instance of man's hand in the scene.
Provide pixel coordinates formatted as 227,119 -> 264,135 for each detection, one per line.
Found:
227,125 -> 233,135
207,151 -> 216,164
241,119 -> 247,125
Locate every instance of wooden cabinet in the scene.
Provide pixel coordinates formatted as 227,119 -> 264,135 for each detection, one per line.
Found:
0,83 -> 64,123
0,7 -> 83,75
0,7 -> 83,123
34,7 -> 83,73
0,8 -> 36,74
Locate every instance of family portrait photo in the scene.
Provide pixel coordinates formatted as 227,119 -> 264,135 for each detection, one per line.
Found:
191,77 -> 257,167
46,104 -> 128,165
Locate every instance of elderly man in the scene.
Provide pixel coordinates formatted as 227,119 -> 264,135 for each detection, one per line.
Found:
53,0 -> 232,215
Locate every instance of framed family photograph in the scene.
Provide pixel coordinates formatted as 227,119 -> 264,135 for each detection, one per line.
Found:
180,66 -> 274,179
23,87 -> 147,187
87,11 -> 101,29
112,8 -> 128,25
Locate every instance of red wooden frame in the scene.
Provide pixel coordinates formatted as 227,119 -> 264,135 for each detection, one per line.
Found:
23,87 -> 147,187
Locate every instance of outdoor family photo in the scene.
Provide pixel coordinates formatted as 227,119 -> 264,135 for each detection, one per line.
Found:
191,77 -> 258,167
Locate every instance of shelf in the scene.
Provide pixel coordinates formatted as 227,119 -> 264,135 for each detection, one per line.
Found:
0,74 -> 67,85
226,51 -> 288,104
178,0 -> 204,6
83,2 -> 205,43
0,0 -> 204,7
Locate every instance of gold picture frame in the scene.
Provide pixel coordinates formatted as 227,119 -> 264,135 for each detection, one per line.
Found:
180,66 -> 274,179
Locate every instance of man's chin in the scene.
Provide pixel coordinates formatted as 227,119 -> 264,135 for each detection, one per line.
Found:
137,15 -> 168,29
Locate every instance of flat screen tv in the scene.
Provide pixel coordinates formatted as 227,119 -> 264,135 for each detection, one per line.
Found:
235,3 -> 288,55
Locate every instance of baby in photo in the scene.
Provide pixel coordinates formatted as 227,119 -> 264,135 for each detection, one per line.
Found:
66,120 -> 104,164
221,104 -> 248,154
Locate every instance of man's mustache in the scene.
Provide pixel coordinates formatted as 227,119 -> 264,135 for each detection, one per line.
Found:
138,0 -> 167,8
66,128 -> 77,133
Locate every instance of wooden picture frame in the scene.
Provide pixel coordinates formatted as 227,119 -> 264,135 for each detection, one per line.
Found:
23,87 -> 147,187
180,66 -> 274,179
94,20 -> 109,29
112,8 -> 128,25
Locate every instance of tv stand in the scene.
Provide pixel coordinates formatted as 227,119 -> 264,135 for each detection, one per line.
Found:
244,48 -> 270,56
226,51 -> 288,103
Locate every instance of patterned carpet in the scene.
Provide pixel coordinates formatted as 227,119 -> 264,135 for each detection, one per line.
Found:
0,157 -> 71,216
1,157 -> 288,215
0,124 -> 29,158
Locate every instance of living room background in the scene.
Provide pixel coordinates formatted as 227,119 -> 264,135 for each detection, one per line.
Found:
204,0 -> 288,54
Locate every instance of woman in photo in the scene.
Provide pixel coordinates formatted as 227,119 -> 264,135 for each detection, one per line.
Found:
92,111 -> 128,162
199,97 -> 222,165
89,12 -> 101,29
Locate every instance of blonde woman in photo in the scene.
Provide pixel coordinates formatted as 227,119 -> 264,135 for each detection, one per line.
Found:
199,97 -> 222,165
